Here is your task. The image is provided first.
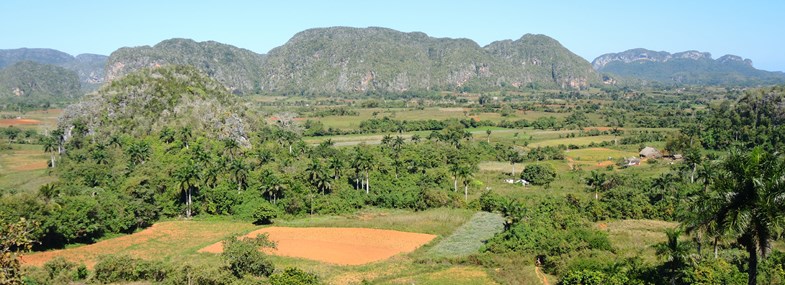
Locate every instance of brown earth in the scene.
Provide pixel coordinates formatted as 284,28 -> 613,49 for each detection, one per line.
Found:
596,161 -> 615,167
21,221 -> 257,269
0,119 -> 42,126
199,227 -> 436,265
583,127 -> 623,131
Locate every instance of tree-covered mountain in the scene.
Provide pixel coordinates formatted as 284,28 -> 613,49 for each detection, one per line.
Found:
259,27 -> 598,93
593,48 -> 785,86
59,65 -> 251,145
0,48 -> 107,89
105,39 -> 267,95
0,61 -> 81,100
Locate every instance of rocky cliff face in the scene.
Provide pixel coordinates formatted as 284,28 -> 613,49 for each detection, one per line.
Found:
259,27 -> 598,93
485,34 -> 598,89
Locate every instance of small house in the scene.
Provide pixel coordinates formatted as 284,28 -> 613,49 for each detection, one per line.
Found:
625,157 -> 641,166
639,147 -> 663,159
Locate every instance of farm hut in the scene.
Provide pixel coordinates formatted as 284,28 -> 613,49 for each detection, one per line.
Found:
639,147 -> 663,159
625,157 -> 641,166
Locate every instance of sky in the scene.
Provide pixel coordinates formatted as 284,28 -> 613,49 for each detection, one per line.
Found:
2,0 -> 784,71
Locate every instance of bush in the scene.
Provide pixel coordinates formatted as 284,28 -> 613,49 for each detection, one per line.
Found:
520,164 -> 557,186
251,201 -> 280,225
270,267 -> 321,285
475,190 -> 509,213
93,254 -> 168,283
222,234 -> 276,277
162,263 -> 236,285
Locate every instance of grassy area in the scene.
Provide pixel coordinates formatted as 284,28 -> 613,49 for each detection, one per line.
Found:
277,207 -> 475,237
0,143 -> 54,192
429,212 -> 505,258
602,219 -> 679,262
528,135 -> 618,148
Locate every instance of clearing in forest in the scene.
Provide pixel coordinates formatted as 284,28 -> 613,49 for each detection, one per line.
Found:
199,227 -> 436,265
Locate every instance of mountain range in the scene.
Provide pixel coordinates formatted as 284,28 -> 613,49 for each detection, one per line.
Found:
593,48 -> 785,85
1,26 -> 784,101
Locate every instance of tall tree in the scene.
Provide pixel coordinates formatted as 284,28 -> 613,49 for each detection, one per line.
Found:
688,147 -> 785,285
42,136 -> 57,168
174,160 -> 200,218
585,170 -> 607,200
654,228 -> 691,285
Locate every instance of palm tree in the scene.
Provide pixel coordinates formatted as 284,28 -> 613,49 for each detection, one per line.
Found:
689,147 -> 785,285
457,163 -> 478,201
125,140 -> 150,167
229,159 -> 249,192
306,159 -> 331,195
177,126 -> 192,149
42,136 -> 57,168
174,161 -> 200,218
505,148 -> 523,176
223,138 -> 240,160
259,170 -> 285,204
585,170 -> 607,200
654,228 -> 691,285
327,154 -> 344,181
486,129 -> 492,143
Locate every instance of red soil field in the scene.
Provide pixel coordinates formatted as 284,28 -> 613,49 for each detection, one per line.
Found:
0,119 -> 42,126
20,221 -> 257,268
199,227 -> 436,265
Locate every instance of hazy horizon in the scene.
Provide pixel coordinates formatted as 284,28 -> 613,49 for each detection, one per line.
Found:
2,0 -> 783,71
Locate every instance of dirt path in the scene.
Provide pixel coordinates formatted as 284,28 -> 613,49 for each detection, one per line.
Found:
535,265 -> 549,285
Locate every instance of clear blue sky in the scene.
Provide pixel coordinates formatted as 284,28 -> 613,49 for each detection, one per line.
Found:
2,0 -> 783,71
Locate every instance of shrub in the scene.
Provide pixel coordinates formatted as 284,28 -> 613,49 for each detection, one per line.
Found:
269,267 -> 321,285
93,254 -> 168,283
520,164 -> 556,186
222,234 -> 276,277
475,190 -> 509,213
251,201 -> 280,225
43,257 -> 87,281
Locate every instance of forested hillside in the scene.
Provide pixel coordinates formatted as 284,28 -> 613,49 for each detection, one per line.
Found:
106,39 -> 267,95
259,27 -> 598,93
0,61 -> 81,100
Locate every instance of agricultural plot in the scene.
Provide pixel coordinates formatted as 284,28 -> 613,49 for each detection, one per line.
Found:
527,135 -> 618,148
21,220 -> 259,268
429,212 -> 505,258
0,144 -> 54,192
199,227 -> 436,265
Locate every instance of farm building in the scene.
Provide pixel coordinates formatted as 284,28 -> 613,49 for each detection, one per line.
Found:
625,157 -> 641,166
639,147 -> 663,159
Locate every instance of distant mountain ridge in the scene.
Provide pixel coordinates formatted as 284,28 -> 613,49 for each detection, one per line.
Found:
0,61 -> 81,99
593,48 -> 785,85
4,28 -> 785,99
0,48 -> 107,89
